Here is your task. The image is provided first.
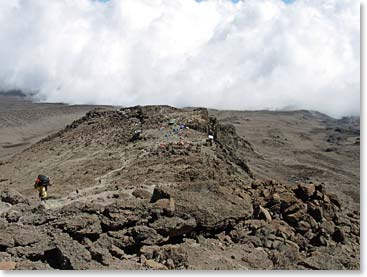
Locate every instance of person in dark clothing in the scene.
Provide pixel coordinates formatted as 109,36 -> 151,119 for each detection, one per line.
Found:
34,175 -> 51,200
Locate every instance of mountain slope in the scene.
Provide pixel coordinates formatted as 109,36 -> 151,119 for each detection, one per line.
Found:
0,105 -> 360,270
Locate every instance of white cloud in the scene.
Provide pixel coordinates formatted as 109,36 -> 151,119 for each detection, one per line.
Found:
0,0 -> 360,118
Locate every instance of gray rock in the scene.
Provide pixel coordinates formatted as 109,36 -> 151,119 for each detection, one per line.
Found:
0,231 -> 15,249
6,240 -> 54,261
0,252 -> 12,261
173,190 -> 253,229
296,183 -> 316,200
332,228 -> 346,243
53,213 -> 102,239
132,188 -> 152,199
151,186 -> 171,203
1,188 -> 28,205
302,252 -> 345,270
52,232 -> 92,270
150,216 -> 196,237
4,225 -> 44,247
15,260 -> 52,270
144,259 -> 167,270
153,198 -> 175,216
128,225 -> 166,246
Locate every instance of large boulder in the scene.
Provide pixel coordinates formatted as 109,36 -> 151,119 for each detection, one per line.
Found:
1,188 -> 28,205
128,226 -> 166,246
102,231 -> 136,250
101,209 -> 140,231
172,190 -> 253,229
10,226 -> 44,247
150,217 -> 197,237
52,213 -> 102,240
52,232 -> 92,270
6,240 -> 54,262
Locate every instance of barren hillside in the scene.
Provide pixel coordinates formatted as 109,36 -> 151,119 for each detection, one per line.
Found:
0,102 -> 360,270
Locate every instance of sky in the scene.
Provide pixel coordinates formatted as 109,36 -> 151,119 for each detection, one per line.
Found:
0,0 -> 360,118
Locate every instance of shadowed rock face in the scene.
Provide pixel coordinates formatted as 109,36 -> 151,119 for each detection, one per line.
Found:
0,105 -> 360,270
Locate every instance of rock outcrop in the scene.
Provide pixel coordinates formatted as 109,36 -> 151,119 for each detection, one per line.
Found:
0,106 -> 360,270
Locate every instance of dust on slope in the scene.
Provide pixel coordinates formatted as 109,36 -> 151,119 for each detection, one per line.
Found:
0,94 -> 100,161
211,109 -> 360,213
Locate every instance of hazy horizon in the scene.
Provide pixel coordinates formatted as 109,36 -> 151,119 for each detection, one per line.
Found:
0,0 -> 360,118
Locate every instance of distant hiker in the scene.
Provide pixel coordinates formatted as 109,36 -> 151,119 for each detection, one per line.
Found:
207,128 -> 214,146
207,134 -> 214,146
130,130 -> 142,142
34,175 -> 51,200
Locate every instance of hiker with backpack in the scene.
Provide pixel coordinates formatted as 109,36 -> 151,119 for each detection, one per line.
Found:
34,175 -> 51,200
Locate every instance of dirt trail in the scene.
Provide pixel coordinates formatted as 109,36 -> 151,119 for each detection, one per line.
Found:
43,162 -> 156,210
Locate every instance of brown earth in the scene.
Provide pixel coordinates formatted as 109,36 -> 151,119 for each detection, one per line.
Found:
0,96 -> 360,270
0,94 -> 102,161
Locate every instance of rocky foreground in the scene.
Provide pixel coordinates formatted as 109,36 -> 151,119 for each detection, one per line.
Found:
0,106 -> 360,270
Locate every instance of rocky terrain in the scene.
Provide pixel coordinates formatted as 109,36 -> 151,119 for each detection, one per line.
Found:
0,102 -> 360,270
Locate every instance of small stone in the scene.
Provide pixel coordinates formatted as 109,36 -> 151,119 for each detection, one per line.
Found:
285,210 -> 305,226
313,191 -> 324,200
308,206 -> 323,222
251,179 -> 263,189
154,198 -> 175,216
259,206 -> 272,222
5,210 -> 21,223
145,259 -> 167,270
151,186 -> 171,203
224,235 -> 233,243
322,194 -> 331,203
140,255 -> 147,264
110,245 -> 125,259
332,228 -> 345,243
262,189 -> 271,198
283,203 -> 306,215
310,234 -> 328,247
0,231 -> 15,248
140,245 -> 160,260
272,193 -> 281,203
296,221 -> 311,234
307,216 -> 318,230
320,221 -> 335,235
296,183 -> 316,200
264,239 -> 272,248
132,188 -> 151,199
0,218 -> 8,230
271,239 -> 281,250
327,193 -> 341,209
166,259 -> 175,269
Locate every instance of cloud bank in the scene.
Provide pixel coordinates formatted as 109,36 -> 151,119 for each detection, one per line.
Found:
0,0 -> 360,117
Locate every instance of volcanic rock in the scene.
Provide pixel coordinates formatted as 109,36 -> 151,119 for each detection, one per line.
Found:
1,188 -> 28,205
